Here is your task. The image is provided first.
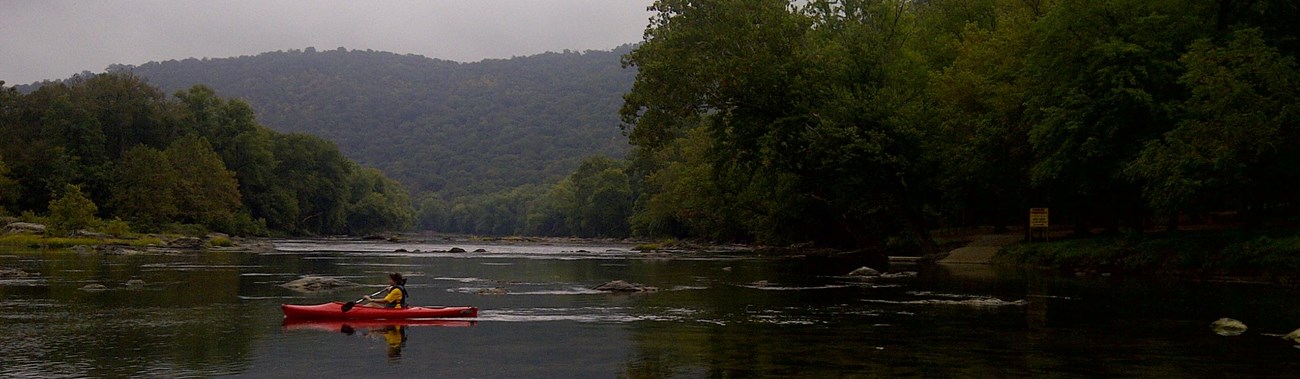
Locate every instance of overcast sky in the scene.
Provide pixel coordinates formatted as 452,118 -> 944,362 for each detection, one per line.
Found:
0,1 -> 654,85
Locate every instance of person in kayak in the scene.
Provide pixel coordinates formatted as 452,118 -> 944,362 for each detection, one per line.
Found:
361,272 -> 408,309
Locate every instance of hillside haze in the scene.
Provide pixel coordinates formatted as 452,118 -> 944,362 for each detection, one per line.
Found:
113,46 -> 635,199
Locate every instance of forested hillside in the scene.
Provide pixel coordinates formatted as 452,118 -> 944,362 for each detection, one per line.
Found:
110,46 -> 635,199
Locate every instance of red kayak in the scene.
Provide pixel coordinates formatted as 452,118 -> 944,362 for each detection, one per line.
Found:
281,302 -> 478,319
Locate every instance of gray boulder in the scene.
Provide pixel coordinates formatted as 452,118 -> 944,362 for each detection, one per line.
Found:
125,279 -> 146,289
98,245 -> 147,255
168,237 -> 204,249
280,276 -> 360,292
1211,318 -> 1247,336
4,222 -> 46,234
594,280 -> 658,292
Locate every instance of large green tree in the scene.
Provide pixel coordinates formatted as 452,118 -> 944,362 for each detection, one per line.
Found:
47,184 -> 100,235
622,0 -> 942,251
163,135 -> 243,229
1129,28 -> 1300,224
1022,0 -> 1214,232
110,145 -> 178,228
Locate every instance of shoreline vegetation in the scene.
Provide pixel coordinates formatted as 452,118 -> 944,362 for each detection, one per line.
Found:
993,227 -> 1300,285
5,218 -> 1298,285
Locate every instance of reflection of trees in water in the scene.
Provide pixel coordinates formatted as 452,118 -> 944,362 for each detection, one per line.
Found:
0,248 -> 263,377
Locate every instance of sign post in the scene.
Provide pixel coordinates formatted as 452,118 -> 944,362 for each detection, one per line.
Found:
1029,208 -> 1049,241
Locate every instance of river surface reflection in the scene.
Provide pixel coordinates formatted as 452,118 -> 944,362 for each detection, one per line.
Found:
1,239 -> 1298,377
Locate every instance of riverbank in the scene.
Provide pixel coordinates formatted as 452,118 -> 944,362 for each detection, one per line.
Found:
993,228 -> 1300,284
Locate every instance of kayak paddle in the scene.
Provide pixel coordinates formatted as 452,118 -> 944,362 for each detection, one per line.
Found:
341,287 -> 389,312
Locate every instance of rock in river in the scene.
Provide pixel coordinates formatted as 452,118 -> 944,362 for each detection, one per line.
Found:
477,287 -> 508,295
1284,328 -> 1300,344
848,266 -> 881,277
1211,318 -> 1247,336
80,284 -> 108,292
594,280 -> 658,292
280,276 -> 360,292
4,222 -> 46,234
1,268 -> 36,278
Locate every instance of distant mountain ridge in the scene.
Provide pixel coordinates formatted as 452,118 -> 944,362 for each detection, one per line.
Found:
106,46 -> 636,198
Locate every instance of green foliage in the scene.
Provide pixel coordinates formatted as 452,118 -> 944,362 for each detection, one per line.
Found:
208,236 -> 234,247
3,74 -> 413,237
1128,28 -> 1300,218
0,233 -> 161,248
111,145 -> 177,229
9,1 -> 1300,249
0,155 -> 16,215
999,230 -> 1300,277
47,184 -> 99,235
112,47 -> 635,201
164,135 -> 243,228
622,0 -> 945,249
570,157 -> 634,238
0,234 -> 47,248
99,218 -> 132,238
345,167 -> 415,235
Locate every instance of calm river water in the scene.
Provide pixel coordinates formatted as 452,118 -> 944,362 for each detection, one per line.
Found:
1,239 -> 1298,378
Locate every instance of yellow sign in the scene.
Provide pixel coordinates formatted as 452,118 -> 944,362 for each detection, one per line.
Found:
1029,208 -> 1049,228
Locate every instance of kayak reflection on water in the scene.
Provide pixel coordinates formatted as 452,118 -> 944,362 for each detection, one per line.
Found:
282,318 -> 476,361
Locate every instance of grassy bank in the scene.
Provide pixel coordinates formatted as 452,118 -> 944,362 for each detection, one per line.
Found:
996,229 -> 1300,282
0,234 -> 163,249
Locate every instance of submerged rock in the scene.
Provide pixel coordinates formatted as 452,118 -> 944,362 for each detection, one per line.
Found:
477,287 -> 508,295
880,271 -> 918,279
473,248 -> 488,253
125,279 -> 146,289
79,284 -> 108,292
280,276 -> 360,292
0,268 -> 36,278
594,280 -> 658,292
448,247 -> 467,253
1211,318 -> 1248,336
99,245 -> 147,255
848,266 -> 881,277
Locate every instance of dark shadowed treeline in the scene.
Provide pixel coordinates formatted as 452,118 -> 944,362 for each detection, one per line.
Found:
613,0 -> 1300,251
0,74 -> 412,236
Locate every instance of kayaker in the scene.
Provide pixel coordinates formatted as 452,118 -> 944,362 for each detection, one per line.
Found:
361,272 -> 408,309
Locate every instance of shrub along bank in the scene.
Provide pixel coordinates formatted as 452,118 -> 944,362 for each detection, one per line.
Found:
996,229 -> 1300,282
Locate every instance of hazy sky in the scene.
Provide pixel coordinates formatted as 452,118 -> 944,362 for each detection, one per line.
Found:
1,1 -> 654,85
